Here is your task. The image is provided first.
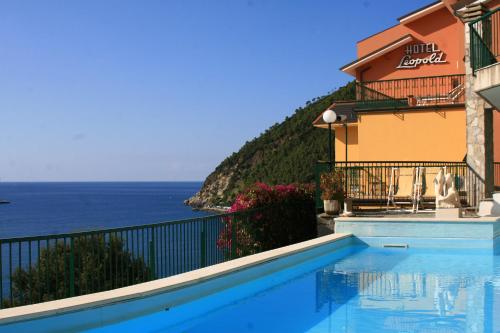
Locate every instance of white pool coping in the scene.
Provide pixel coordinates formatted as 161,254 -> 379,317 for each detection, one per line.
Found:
0,233 -> 352,326
335,216 -> 500,223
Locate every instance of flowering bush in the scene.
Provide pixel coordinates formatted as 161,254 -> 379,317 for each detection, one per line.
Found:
217,183 -> 317,258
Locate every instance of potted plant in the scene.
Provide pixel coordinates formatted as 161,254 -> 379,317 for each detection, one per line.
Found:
320,170 -> 344,215
407,95 -> 417,107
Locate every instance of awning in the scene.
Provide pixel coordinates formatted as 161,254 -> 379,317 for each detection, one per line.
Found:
340,34 -> 415,76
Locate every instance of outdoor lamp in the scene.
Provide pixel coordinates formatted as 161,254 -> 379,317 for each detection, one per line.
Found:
323,109 -> 337,171
322,110 -> 337,124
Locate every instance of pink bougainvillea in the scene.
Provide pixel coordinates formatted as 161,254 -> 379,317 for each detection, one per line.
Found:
217,182 -> 316,258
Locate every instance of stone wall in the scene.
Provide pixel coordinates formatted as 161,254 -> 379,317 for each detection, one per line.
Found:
464,24 -> 495,198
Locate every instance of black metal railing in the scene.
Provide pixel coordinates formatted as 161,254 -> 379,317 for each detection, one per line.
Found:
356,74 -> 465,110
315,161 -> 485,209
0,208 -> 266,309
470,8 -> 500,72
495,162 -> 500,189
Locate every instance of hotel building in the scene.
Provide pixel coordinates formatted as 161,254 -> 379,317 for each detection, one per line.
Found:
314,0 -> 499,209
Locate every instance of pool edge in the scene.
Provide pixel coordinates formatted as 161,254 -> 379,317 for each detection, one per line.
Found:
0,233 -> 352,326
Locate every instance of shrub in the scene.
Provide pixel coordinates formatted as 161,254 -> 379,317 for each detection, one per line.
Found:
217,183 -> 317,258
6,235 -> 149,308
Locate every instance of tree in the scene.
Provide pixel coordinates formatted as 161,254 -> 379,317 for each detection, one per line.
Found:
7,235 -> 150,308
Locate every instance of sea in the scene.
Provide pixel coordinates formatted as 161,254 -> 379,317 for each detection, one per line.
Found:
0,182 -> 209,239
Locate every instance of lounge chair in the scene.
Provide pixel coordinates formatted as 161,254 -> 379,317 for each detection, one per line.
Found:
416,84 -> 464,106
421,166 -> 444,199
413,167 -> 426,212
386,167 -> 416,210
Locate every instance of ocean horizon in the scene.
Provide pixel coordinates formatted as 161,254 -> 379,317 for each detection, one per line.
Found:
0,181 -> 209,238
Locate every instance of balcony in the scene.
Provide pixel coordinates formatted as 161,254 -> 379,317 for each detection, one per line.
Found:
355,74 -> 465,110
470,8 -> 499,72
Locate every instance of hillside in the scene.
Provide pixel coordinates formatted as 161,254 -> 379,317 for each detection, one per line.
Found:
185,81 -> 355,209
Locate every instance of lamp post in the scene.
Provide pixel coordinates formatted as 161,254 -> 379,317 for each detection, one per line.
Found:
344,123 -> 348,163
322,110 -> 337,172
344,122 -> 348,197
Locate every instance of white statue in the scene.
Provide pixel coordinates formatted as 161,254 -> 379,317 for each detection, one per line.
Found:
434,168 -> 445,197
434,168 -> 461,209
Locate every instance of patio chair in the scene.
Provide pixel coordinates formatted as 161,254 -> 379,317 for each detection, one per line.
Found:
412,167 -> 425,212
416,83 -> 464,106
387,167 -> 399,209
421,167 -> 444,200
386,167 -> 416,209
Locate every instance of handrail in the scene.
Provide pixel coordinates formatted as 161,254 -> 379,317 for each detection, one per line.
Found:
361,73 -> 465,85
0,207 -> 269,308
355,82 -> 408,110
317,160 -> 467,164
469,8 -> 499,72
469,7 -> 500,25
355,74 -> 465,109
494,162 -> 500,189
0,209 -> 255,243
315,161 -> 485,209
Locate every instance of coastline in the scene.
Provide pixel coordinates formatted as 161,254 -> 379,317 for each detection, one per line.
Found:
183,189 -> 230,213
185,200 -> 229,214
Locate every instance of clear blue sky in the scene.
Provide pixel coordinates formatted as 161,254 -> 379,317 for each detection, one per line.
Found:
0,0 -> 431,181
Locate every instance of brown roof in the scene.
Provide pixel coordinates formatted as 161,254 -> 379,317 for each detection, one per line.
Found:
397,1 -> 442,21
312,102 -> 358,128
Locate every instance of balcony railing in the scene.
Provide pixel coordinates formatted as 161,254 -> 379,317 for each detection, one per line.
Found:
495,162 -> 500,189
0,208 -> 267,308
315,161 -> 486,210
470,8 -> 500,72
355,74 -> 465,110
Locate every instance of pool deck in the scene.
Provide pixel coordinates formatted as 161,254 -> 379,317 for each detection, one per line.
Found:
0,233 -> 353,331
335,216 -> 500,248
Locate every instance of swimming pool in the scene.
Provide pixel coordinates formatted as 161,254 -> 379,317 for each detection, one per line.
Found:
0,232 -> 498,333
86,242 -> 499,332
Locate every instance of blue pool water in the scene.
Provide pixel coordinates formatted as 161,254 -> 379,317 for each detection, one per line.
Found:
89,244 -> 500,333
0,182 -> 206,238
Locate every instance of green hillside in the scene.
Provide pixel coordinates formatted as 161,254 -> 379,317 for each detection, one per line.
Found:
186,81 -> 355,208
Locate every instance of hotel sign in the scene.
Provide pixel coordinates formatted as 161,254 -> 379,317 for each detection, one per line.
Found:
397,43 -> 446,69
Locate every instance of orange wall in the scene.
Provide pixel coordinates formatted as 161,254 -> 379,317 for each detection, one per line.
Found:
495,110 -> 500,163
354,108 -> 466,161
334,125 -> 359,162
356,8 -> 465,81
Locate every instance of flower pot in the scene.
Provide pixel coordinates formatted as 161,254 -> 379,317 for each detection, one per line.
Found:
407,95 -> 417,107
323,199 -> 340,215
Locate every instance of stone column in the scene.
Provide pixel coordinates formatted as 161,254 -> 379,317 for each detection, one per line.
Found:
464,24 -> 495,199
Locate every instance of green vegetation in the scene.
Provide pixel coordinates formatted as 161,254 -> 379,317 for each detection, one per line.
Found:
217,183 -> 317,258
7,236 -> 149,307
203,81 -> 355,205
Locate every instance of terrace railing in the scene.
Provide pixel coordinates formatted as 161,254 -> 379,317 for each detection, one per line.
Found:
495,162 -> 500,190
354,82 -> 408,110
0,208 -> 264,309
315,161 -> 486,210
356,74 -> 465,110
470,8 -> 500,72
